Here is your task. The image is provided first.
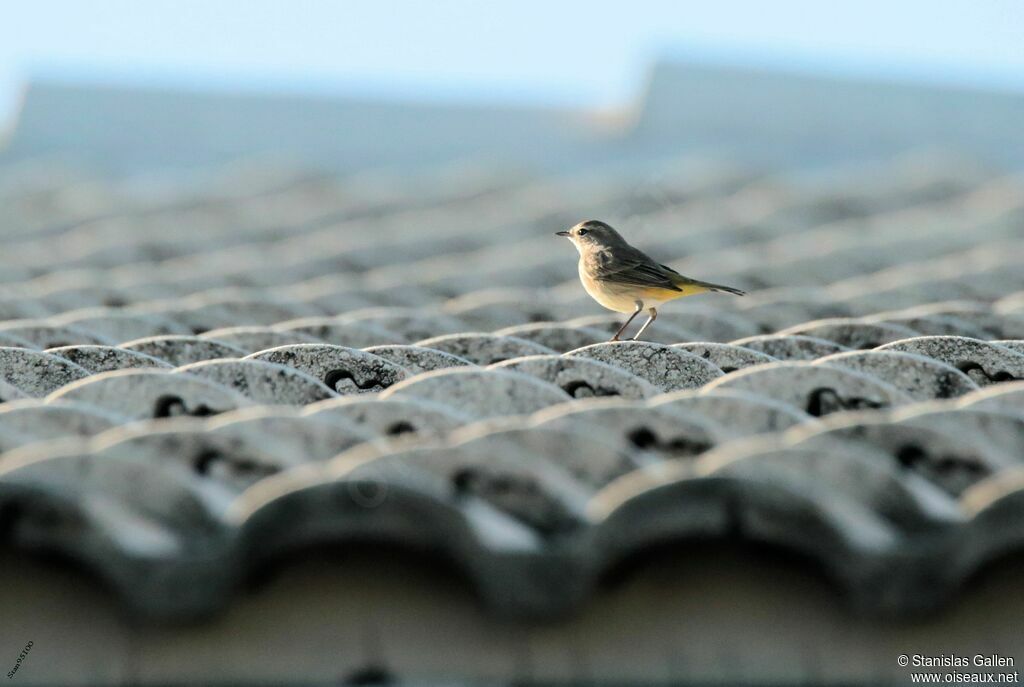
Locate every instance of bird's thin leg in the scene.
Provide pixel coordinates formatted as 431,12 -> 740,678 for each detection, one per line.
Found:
632,308 -> 658,341
610,302 -> 644,341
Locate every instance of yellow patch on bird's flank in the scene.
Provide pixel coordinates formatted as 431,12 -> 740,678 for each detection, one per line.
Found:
638,285 -> 708,300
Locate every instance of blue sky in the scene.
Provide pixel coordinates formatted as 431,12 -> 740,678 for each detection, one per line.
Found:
2,0 -> 1022,126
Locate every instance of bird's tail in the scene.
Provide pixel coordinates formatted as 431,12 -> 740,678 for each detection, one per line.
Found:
673,276 -> 746,296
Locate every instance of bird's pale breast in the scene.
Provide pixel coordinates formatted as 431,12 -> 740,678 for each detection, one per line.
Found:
579,260 -> 680,312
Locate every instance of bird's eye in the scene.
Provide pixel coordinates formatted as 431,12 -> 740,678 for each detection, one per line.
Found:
578,228 -> 589,236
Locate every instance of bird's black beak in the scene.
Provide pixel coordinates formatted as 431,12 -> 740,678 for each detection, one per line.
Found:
555,230 -> 570,237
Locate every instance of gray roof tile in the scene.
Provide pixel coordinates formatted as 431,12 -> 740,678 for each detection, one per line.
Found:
492,322 -> 607,353
198,326 -> 325,352
362,344 -> 475,373
957,381 -> 1024,415
778,318 -> 920,349
731,333 -> 850,361
208,408 -> 375,465
565,342 -> 723,392
787,415 -> 1011,497
303,396 -> 472,437
531,399 -> 725,460
272,316 -> 406,348
51,308 -> 192,342
415,333 -> 556,365
0,331 -> 38,349
671,342 -> 778,372
0,400 -> 122,452
561,314 -> 700,345
121,335 -> 250,366
0,320 -> 115,348
814,350 -> 979,401
336,307 -> 467,342
705,361 -> 911,417
46,344 -> 173,373
381,368 -> 571,419
878,336 -> 1024,386
650,389 -> 815,436
247,344 -> 410,395
0,149 -> 1023,637
491,355 -> 660,400
175,359 -> 337,405
46,369 -> 251,420
0,347 -> 91,397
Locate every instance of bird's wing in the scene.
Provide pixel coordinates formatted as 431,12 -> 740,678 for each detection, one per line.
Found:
591,248 -> 682,291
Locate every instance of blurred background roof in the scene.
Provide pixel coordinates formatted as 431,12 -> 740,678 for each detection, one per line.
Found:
1,0 -> 1022,175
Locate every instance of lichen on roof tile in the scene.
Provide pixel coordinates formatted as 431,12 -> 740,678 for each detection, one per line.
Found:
121,335 -> 250,366
247,344 -> 410,395
362,344 -> 475,374
778,319 -> 920,349
565,341 -> 723,392
492,355 -> 660,401
879,336 -> 1024,386
0,347 -> 91,397
671,342 -> 777,372
46,344 -> 172,373
175,359 -> 337,405
814,349 -> 978,401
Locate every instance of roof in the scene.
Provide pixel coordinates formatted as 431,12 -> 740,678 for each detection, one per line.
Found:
1,154 -> 1023,637
5,62 -> 1024,173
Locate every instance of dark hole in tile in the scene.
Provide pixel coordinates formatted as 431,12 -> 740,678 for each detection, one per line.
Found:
193,448 -> 277,479
956,361 -> 1020,384
561,380 -> 620,398
384,421 -> 416,436
896,444 -> 987,493
628,426 -> 710,456
325,369 -> 384,392
896,444 -> 927,470
193,449 -> 222,475
451,467 -> 478,495
628,426 -> 658,450
805,388 -> 884,417
153,394 -> 221,419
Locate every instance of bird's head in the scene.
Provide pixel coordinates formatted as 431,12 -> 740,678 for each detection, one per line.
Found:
556,220 -> 624,254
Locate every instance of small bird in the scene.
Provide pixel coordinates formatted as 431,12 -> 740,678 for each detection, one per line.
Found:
557,220 -> 745,341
